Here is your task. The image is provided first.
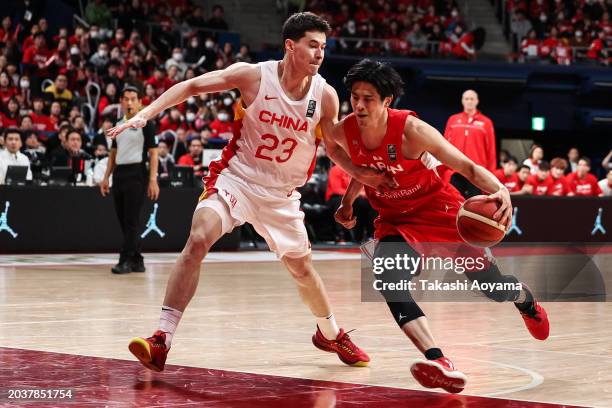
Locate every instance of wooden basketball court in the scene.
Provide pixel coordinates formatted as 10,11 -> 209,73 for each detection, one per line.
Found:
0,249 -> 610,407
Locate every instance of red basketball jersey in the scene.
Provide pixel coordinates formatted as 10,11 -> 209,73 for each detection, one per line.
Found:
343,108 -> 465,242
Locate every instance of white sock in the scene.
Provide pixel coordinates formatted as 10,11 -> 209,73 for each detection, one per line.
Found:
159,305 -> 183,348
316,313 -> 340,341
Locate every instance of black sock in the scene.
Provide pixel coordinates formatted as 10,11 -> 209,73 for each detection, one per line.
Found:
514,287 -> 535,313
424,347 -> 444,360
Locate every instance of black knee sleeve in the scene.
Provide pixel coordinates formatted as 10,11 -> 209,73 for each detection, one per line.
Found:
386,301 -> 425,327
374,236 -> 425,327
466,263 -> 521,302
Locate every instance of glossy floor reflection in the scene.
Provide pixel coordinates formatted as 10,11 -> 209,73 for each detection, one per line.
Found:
0,347 -> 585,408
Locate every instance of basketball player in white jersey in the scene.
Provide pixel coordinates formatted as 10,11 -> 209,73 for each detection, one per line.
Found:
108,13 -> 387,371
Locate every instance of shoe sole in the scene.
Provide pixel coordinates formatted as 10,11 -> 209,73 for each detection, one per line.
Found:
410,359 -> 467,394
128,337 -> 163,372
312,336 -> 370,367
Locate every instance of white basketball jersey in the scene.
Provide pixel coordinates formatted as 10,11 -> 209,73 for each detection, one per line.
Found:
221,60 -> 326,192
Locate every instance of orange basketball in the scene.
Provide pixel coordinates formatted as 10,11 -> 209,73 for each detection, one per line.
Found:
456,195 -> 506,248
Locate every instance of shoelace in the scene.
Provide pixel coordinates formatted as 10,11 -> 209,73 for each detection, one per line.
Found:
149,332 -> 168,348
338,329 -> 360,353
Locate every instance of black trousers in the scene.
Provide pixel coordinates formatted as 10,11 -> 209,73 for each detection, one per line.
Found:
112,164 -> 147,262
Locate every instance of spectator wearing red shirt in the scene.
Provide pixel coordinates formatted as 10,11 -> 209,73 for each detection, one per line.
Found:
512,164 -> 532,195
444,89 -> 497,197
146,67 -> 174,97
30,97 -> 57,133
526,160 -> 552,195
539,27 -> 559,60
0,16 -> 20,44
177,137 -> 205,177
552,37 -> 573,65
494,156 -> 521,192
547,157 -> 570,196
566,157 -> 603,196
159,107 -> 185,132
451,27 -> 476,60
22,32 -> 52,81
0,72 -> 18,106
209,109 -> 234,140
0,97 -> 20,128
587,30 -> 607,63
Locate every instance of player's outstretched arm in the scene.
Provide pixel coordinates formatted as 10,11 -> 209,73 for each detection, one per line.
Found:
320,85 -> 397,191
107,62 -> 258,138
405,115 -> 512,228
335,177 -> 363,229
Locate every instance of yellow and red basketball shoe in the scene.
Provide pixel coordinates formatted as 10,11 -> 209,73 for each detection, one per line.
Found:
520,301 -> 550,340
128,330 -> 169,372
312,326 -> 370,367
410,357 -> 467,394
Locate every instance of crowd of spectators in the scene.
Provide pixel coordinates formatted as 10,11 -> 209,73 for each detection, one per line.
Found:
304,0 -> 479,59
509,0 -> 611,65
494,145 -> 611,197
0,2 -> 253,185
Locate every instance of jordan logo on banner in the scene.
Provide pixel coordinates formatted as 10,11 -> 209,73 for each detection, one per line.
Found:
141,203 -> 166,238
506,207 -> 522,236
591,208 -> 606,236
0,201 -> 18,238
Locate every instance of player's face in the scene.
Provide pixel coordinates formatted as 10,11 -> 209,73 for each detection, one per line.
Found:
288,31 -> 326,76
350,82 -> 392,127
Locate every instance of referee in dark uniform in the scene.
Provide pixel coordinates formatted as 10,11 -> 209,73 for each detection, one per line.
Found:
100,86 -> 159,274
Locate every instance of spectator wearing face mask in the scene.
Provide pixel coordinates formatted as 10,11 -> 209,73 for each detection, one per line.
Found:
165,47 -> 187,78
202,37 -> 218,71
209,108 -> 233,140
185,36 -> 206,69
90,42 -> 110,70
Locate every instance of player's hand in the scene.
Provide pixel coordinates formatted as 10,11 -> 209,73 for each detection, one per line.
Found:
148,179 -> 160,201
335,203 -> 356,229
354,167 -> 398,191
107,115 -> 147,138
487,187 -> 512,230
100,178 -> 110,197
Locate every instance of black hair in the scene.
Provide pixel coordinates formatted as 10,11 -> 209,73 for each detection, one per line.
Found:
120,85 -> 141,98
538,160 -> 550,171
518,164 -> 531,172
282,12 -> 331,42
343,59 -> 404,100
578,156 -> 591,166
3,127 -> 21,139
505,156 -> 518,164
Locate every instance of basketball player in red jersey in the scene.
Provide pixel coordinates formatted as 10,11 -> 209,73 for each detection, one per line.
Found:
107,13 -> 389,372
325,59 -> 549,393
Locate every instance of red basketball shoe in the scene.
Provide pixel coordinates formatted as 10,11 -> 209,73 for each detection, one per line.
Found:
410,357 -> 467,394
128,330 -> 169,372
312,326 -> 370,367
520,301 -> 550,340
